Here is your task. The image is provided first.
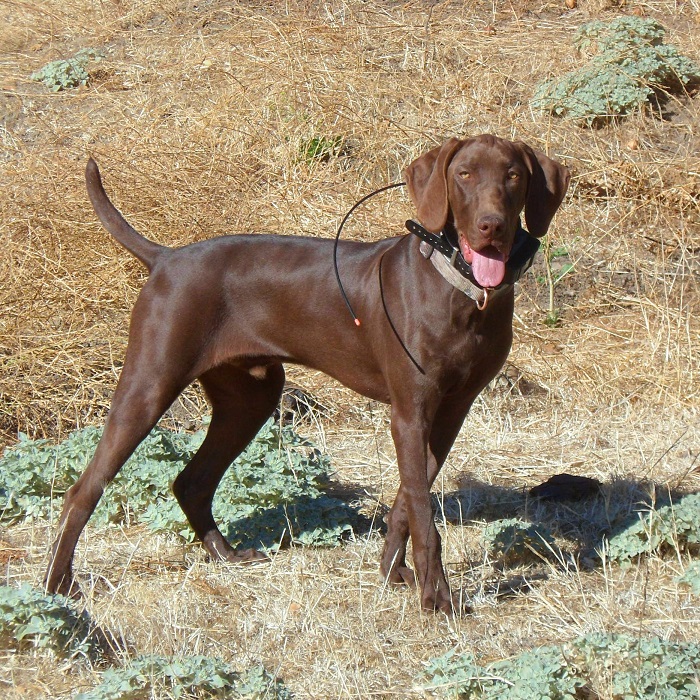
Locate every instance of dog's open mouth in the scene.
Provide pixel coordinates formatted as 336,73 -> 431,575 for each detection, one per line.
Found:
459,240 -> 508,288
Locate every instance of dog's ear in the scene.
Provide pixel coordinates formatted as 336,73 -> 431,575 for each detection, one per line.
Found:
404,138 -> 463,233
517,144 -> 570,238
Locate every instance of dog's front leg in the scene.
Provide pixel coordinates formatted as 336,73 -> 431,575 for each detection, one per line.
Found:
389,409 -> 453,614
381,448 -> 443,590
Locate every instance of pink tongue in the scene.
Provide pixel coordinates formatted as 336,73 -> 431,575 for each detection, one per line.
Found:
471,246 -> 506,288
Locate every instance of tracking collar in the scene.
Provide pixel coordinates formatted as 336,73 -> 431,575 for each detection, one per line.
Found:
405,219 -> 540,308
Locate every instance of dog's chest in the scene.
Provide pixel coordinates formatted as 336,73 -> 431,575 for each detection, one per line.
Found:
442,302 -> 514,390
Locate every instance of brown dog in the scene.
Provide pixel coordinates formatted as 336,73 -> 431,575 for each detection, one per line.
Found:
45,135 -> 569,614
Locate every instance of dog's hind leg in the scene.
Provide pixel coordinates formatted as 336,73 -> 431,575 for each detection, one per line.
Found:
45,362 -> 189,596
173,363 -> 285,563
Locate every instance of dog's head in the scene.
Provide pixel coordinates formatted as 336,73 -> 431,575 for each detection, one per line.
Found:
404,135 -> 570,288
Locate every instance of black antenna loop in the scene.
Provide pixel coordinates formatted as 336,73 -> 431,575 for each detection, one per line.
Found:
333,182 -> 406,326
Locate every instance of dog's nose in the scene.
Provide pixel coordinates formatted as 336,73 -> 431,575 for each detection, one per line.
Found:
477,215 -> 505,239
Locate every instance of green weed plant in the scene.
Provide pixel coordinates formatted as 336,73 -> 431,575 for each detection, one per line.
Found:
299,135 -> 345,164
678,561 -> 700,595
606,492 -> 700,566
76,656 -> 292,700
0,584 -> 106,661
31,48 -> 103,91
533,17 -> 700,124
0,420 -> 361,550
482,518 -> 557,565
0,585 -> 291,698
425,633 -> 700,699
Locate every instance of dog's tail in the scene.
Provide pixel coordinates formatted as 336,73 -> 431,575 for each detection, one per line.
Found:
85,158 -> 165,271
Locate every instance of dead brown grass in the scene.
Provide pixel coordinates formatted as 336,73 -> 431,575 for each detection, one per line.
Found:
1,0 -> 699,698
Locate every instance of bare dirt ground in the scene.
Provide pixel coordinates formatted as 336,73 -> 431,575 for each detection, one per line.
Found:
1,1 -> 698,697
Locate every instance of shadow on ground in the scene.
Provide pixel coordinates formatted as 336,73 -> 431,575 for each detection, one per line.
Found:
436,473 -> 688,553
430,475 -> 695,603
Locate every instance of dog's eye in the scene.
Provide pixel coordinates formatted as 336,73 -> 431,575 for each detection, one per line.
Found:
508,171 -> 521,180
458,171 -> 471,180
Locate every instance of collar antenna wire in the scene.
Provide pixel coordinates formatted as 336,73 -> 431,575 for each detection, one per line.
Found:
333,182 -> 406,326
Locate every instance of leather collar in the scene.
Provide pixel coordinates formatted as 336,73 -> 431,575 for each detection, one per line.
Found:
405,219 -> 540,308
419,241 -> 493,308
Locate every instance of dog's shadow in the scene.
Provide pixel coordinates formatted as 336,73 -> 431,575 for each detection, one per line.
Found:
424,475 -> 692,604
215,468 -> 689,606
435,473 -> 688,563
218,471 -> 685,556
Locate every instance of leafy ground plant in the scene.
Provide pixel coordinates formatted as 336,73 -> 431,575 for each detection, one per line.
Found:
0,584 -> 106,661
76,656 -> 291,700
482,518 -> 557,565
678,561 -> 700,595
425,633 -> 700,699
606,492 -> 700,566
31,48 -> 103,91
299,135 -> 345,164
533,17 -> 700,124
0,420 -> 363,550
539,241 -> 574,327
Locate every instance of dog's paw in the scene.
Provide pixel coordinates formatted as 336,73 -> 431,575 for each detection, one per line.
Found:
421,585 -> 473,617
421,588 -> 452,615
227,547 -> 270,565
385,565 -> 417,588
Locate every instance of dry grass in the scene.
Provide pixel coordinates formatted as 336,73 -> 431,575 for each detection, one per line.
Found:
1,0 -> 699,698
